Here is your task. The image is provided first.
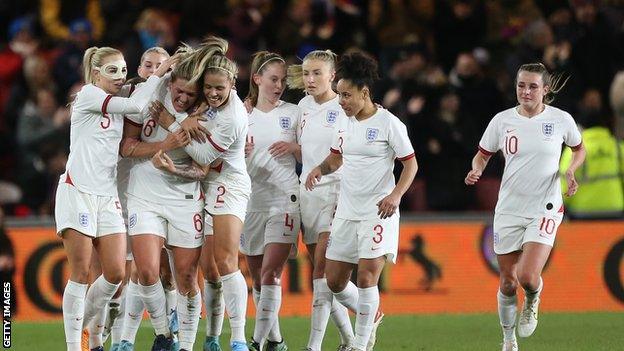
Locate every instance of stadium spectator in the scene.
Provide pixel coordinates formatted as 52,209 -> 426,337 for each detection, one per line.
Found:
52,18 -> 94,99
39,0 -> 104,41
465,63 -> 585,351
560,88 -> 624,218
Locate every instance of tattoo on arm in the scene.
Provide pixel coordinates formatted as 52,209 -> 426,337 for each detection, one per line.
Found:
168,164 -> 208,181
319,161 -> 332,175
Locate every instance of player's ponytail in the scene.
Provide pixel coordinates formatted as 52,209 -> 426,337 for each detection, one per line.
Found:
189,36 -> 237,85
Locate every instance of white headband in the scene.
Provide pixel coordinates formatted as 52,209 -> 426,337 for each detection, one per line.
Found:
256,57 -> 285,74
207,66 -> 235,77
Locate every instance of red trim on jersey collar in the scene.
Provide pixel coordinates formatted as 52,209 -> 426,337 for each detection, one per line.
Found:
398,153 -> 415,161
102,95 -> 113,115
65,173 -> 74,186
558,204 -> 564,213
570,141 -> 583,151
478,146 -> 495,156
207,135 -> 226,152
330,147 -> 341,154
124,117 -> 142,128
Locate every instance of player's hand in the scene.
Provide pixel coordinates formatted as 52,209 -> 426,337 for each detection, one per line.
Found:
465,169 -> 482,185
148,101 -> 165,121
243,98 -> 254,114
245,136 -> 254,158
181,102 -> 209,143
153,54 -> 180,77
565,170 -> 578,197
152,150 -> 176,173
163,129 -> 190,150
269,141 -> 298,158
305,167 -> 322,191
377,193 -> 400,219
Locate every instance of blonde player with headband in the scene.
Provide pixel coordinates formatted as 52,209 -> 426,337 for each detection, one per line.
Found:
242,51 -> 299,351
119,45 -> 207,351
151,36 -> 251,351
465,63 -> 585,351
306,51 -> 417,351
54,46 -> 173,351
287,50 -> 356,351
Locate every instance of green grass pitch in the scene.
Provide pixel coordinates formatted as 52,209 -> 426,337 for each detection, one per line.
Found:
11,312 -> 624,350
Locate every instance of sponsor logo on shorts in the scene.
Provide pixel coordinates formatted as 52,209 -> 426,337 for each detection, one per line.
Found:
78,213 -> 89,227
326,110 -> 338,124
279,116 -> 291,129
371,246 -> 381,251
129,214 -> 137,228
366,128 -> 379,142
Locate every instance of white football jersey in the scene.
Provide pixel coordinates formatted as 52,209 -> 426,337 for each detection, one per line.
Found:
330,108 -> 414,220
61,75 -> 162,196
298,95 -> 346,187
182,91 -> 250,190
479,105 -> 582,217
126,87 -> 201,204
246,101 -> 300,214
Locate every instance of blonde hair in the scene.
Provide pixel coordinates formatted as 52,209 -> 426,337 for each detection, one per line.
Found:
287,49 -> 337,90
517,63 -> 570,104
170,43 -> 198,83
187,36 -> 237,86
247,51 -> 285,107
82,46 -> 123,84
139,46 -> 170,65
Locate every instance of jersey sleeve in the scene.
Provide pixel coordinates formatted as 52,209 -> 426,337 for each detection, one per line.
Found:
75,75 -> 161,116
562,113 -> 582,149
388,114 -> 415,160
184,108 -> 245,166
478,115 -> 501,155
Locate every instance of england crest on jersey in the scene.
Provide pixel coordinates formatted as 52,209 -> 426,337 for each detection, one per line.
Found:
366,128 -> 379,142
206,108 -> 217,120
542,123 -> 554,137
279,116 -> 291,129
326,110 -> 338,124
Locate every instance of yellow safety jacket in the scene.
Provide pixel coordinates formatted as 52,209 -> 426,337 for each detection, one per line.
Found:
560,127 -> 624,217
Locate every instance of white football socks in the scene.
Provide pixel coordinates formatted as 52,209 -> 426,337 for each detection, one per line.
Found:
498,289 -> 518,341
63,280 -> 87,351
222,270 -> 248,343
353,286 -> 379,350
204,279 -> 225,337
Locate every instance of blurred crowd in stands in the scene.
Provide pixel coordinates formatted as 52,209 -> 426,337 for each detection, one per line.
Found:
1,0 -> 623,216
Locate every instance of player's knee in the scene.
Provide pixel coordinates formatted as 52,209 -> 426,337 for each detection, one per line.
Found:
137,267 -> 160,285
326,276 -> 347,293
517,271 -> 539,291
499,277 -> 518,295
103,269 -> 125,285
261,270 -> 281,286
70,270 -> 90,284
216,257 -> 238,276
